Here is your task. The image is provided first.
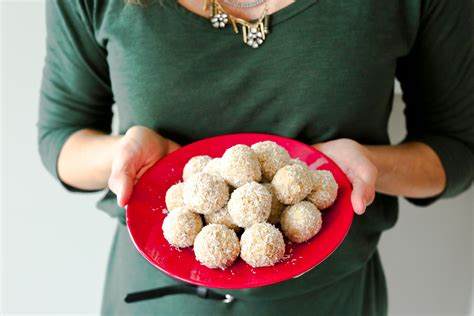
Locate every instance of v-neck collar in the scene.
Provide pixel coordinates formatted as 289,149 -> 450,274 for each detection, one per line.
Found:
168,0 -> 319,33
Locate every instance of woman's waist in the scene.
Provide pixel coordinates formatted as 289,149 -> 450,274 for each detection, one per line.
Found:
105,194 -> 398,301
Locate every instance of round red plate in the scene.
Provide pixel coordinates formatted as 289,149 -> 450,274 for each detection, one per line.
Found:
127,133 -> 353,289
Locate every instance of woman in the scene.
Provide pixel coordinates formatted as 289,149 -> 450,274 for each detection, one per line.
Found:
38,0 -> 473,315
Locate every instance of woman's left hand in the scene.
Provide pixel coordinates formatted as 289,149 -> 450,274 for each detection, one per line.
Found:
313,139 -> 377,215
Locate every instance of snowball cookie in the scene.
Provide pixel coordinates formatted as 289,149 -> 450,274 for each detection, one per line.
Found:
240,223 -> 285,267
227,182 -> 271,228
165,182 -> 185,211
202,157 -> 222,177
162,207 -> 203,248
263,183 -> 286,225
220,144 -> 261,187
182,155 -> 212,181
290,158 -> 308,168
251,141 -> 291,181
271,164 -> 313,204
280,201 -> 322,243
194,224 -> 240,269
204,206 -> 240,232
307,170 -> 339,210
183,173 -> 229,214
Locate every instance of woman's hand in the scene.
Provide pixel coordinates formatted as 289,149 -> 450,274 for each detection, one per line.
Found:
108,126 -> 180,207
313,139 -> 377,215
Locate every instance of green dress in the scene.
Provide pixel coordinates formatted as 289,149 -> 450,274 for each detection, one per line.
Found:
38,0 -> 474,315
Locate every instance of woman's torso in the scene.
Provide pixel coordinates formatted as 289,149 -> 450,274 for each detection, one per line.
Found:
90,0 -> 419,303
96,0 -> 417,145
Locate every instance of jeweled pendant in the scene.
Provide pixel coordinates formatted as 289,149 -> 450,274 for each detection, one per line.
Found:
242,21 -> 267,48
246,27 -> 264,48
211,13 -> 228,28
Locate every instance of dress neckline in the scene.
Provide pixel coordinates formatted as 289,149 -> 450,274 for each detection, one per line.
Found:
167,0 -> 319,33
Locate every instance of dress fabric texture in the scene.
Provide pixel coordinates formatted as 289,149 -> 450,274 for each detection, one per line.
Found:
38,0 -> 474,315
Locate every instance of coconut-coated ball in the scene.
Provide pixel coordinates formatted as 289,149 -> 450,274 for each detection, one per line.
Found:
165,182 -> 185,211
240,223 -> 285,267
307,170 -> 339,210
194,224 -> 240,269
227,182 -> 271,228
182,155 -> 212,181
204,206 -> 240,232
162,207 -> 203,248
202,157 -> 222,177
290,158 -> 308,168
280,201 -> 322,243
220,145 -> 261,187
271,164 -> 313,204
183,172 -> 229,214
263,183 -> 286,225
251,141 -> 291,181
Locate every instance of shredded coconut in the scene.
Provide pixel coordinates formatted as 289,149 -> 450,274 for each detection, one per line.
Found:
162,207 -> 203,248
227,181 -> 271,228
202,158 -> 222,177
220,145 -> 261,187
165,182 -> 185,211
204,206 -> 240,232
289,158 -> 308,168
307,170 -> 338,210
194,224 -> 240,269
280,201 -> 322,243
262,182 -> 286,225
251,141 -> 290,181
182,156 -> 212,181
183,172 -> 229,214
240,223 -> 285,267
271,164 -> 313,204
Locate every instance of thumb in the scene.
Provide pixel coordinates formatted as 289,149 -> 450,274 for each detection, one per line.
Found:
108,153 -> 136,207
350,178 -> 375,215
111,173 -> 134,208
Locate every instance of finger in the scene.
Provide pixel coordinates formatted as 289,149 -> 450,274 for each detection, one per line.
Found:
365,182 -> 376,206
351,178 -> 367,215
110,172 -> 134,207
350,178 -> 376,215
167,140 -> 180,154
108,152 -> 136,207
359,164 -> 377,208
312,141 -> 337,155
312,143 -> 322,150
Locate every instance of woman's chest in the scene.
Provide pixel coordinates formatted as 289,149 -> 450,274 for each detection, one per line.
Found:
100,0 -> 417,143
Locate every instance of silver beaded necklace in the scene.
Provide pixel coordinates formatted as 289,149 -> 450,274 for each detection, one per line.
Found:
223,0 -> 265,8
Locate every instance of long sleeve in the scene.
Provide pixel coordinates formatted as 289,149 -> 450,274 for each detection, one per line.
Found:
37,0 -> 114,191
396,0 -> 474,205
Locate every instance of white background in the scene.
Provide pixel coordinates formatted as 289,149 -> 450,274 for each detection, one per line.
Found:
1,1 -> 473,315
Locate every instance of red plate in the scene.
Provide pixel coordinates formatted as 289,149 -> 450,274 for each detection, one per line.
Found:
127,133 -> 353,289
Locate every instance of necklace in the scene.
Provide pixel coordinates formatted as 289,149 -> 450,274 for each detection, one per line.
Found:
223,0 -> 265,9
210,0 -> 270,48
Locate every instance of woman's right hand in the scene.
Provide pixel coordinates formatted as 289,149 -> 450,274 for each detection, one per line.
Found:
108,126 -> 180,207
